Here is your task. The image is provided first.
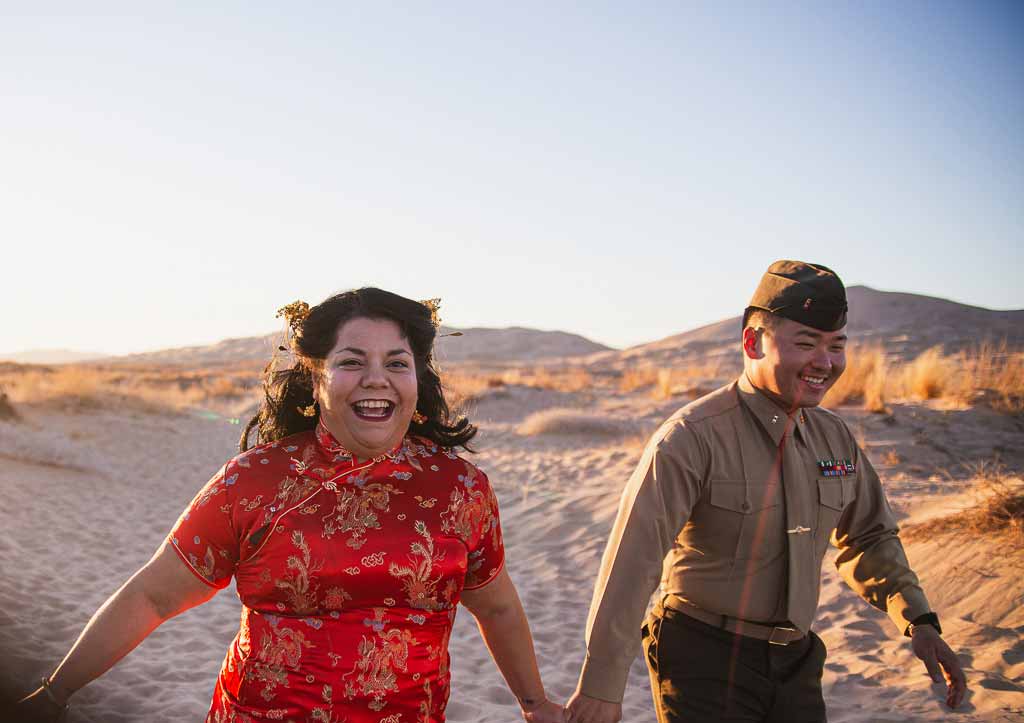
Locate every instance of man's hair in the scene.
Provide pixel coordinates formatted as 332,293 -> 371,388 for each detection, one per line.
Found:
743,309 -> 781,335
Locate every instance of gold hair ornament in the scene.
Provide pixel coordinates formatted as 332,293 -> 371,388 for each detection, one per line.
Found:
276,300 -> 311,334
298,404 -> 317,417
419,297 -> 463,338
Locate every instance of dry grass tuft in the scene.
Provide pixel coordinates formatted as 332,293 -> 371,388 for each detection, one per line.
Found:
903,461 -> 1024,546
439,369 -> 499,409
823,343 -> 889,412
503,366 -> 596,393
825,340 -> 1024,414
952,340 -> 1024,413
902,346 -> 949,401
619,360 -> 726,400
0,362 -> 261,414
517,408 -> 636,438
0,386 -> 20,421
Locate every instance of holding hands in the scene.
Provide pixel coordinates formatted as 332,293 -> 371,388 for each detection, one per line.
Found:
566,690 -> 622,723
521,696 -> 570,722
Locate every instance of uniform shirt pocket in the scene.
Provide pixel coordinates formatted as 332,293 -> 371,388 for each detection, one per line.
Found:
702,479 -> 783,563
817,477 -> 857,511
815,477 -> 858,551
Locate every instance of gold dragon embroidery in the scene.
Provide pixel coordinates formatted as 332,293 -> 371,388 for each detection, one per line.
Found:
274,530 -> 323,615
388,520 -> 446,611
247,619 -> 313,702
343,608 -> 417,712
321,480 -> 402,549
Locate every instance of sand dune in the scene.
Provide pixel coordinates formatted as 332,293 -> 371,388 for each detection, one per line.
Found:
1,383 -> 1022,722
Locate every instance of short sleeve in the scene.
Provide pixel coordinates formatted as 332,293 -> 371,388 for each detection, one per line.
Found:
461,467 -> 505,590
168,463 -> 241,589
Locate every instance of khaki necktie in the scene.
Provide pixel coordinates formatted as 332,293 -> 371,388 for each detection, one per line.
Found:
780,419 -> 816,631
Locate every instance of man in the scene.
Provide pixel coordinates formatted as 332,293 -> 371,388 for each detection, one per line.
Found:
568,261 -> 965,722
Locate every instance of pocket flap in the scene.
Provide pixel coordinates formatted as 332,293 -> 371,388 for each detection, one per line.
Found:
709,480 -> 779,513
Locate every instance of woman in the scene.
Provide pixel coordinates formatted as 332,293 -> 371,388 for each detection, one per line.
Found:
15,288 -> 565,722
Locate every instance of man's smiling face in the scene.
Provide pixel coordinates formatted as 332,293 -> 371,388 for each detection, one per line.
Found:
746,316 -> 847,410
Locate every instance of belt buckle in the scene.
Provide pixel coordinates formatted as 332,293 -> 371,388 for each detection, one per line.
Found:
768,626 -> 797,646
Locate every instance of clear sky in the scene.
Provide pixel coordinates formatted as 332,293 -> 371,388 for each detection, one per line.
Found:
2,1 -> 1021,355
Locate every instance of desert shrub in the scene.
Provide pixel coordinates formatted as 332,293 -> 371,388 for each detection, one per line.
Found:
823,343 -> 889,412
620,360 -> 726,400
0,386 -> 19,421
902,346 -> 950,400
0,362 -> 261,413
517,408 -> 636,437
903,462 -> 1023,544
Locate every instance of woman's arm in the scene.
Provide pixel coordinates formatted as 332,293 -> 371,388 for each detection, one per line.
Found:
460,567 -> 566,723
17,541 -> 219,713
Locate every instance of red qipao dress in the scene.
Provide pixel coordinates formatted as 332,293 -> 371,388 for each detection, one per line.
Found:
168,421 -> 504,723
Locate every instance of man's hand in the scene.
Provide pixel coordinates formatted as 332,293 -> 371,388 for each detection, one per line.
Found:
521,697 -> 568,722
566,690 -> 622,723
911,625 -> 966,709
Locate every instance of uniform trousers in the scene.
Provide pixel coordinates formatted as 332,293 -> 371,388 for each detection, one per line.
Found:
642,602 -> 827,722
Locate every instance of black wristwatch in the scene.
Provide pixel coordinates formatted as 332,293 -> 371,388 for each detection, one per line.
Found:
905,612 -> 942,637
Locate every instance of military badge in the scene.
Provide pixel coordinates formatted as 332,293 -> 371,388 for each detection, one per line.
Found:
817,458 -> 855,477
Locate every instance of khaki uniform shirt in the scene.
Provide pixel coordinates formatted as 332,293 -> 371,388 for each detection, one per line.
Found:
578,375 -> 931,702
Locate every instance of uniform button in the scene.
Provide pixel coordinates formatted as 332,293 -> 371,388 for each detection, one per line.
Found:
771,415 -> 779,424
741,502 -> 751,512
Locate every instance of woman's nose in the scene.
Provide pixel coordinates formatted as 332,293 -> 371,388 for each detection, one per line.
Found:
360,363 -> 389,387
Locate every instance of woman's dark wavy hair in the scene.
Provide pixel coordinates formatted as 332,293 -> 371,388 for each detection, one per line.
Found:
240,288 -> 476,453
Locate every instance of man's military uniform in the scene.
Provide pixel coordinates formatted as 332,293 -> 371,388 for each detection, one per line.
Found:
577,261 -> 939,722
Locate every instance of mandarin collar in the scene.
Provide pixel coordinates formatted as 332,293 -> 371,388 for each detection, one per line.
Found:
736,374 -> 806,446
314,420 -> 407,465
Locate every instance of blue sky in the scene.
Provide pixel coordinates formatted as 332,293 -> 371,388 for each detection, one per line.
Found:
2,2 -> 1021,355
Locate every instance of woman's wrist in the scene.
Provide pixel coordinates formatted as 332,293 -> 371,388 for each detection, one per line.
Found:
517,691 -> 549,711
39,676 -> 71,710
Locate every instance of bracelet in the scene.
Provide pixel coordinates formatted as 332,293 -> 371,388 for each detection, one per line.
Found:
39,677 -> 69,711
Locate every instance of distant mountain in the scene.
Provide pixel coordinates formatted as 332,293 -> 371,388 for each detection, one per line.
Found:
434,326 -> 610,363
583,286 -> 1024,371
0,349 -> 106,365
108,334 -> 280,367
101,326 -> 611,367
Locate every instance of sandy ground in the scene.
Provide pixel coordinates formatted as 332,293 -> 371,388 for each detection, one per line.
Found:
1,386 -> 1022,722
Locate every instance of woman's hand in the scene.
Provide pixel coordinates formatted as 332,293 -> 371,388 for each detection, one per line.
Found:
522,697 -> 568,722
11,687 -> 68,722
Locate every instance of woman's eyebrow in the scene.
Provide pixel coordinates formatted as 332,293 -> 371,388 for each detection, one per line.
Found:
332,346 -> 366,356
330,347 -> 411,357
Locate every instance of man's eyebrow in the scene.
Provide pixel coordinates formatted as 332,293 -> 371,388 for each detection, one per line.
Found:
386,349 -> 412,356
793,329 -> 822,339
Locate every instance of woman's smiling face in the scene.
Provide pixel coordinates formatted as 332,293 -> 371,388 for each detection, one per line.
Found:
314,316 -> 418,459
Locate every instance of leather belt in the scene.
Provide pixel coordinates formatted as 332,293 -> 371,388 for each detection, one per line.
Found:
662,594 -> 806,646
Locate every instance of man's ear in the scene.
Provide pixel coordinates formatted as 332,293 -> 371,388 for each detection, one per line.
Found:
742,327 -> 763,360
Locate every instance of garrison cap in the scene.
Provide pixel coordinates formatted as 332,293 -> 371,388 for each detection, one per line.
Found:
744,260 -> 848,331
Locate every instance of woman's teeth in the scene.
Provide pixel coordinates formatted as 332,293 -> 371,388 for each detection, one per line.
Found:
353,400 -> 393,417
801,374 -> 826,385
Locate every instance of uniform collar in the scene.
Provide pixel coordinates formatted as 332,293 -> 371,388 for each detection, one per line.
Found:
736,374 -> 806,446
